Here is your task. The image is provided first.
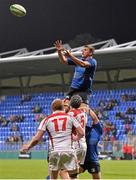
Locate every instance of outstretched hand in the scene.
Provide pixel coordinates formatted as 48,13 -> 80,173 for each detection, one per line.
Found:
20,144 -> 30,153
54,40 -> 64,51
63,49 -> 71,57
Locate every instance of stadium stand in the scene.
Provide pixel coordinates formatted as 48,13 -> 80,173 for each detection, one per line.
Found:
0,89 -> 136,158
0,92 -> 64,151
0,39 -> 136,160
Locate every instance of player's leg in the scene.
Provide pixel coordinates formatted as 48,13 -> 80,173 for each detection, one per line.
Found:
92,172 -> 101,180
61,151 -> 79,180
48,152 -> 60,179
67,149 -> 87,180
45,150 -> 52,179
59,170 -> 71,179
63,87 -> 75,112
76,148 -> 87,165
87,162 -> 101,180
65,88 -> 90,113
65,87 -> 76,100
50,170 -> 59,179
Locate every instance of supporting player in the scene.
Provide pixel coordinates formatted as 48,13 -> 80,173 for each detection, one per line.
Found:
60,100 -> 103,179
20,99 -> 84,179
60,95 -> 87,179
80,108 -> 103,179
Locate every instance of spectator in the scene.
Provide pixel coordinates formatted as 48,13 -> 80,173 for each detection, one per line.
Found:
21,94 -> 32,103
121,94 -> 129,102
9,115 -> 24,123
10,124 -> 19,131
6,134 -> 23,143
121,94 -> 136,102
122,143 -> 128,159
112,141 -> 124,160
133,146 -> 136,159
124,124 -> 131,135
111,125 -> 117,139
122,143 -> 133,160
9,115 -> 17,123
32,104 -> 42,113
126,107 -> 136,114
35,113 -> 46,122
98,100 -> 106,108
105,101 -> 114,111
0,116 -> 8,127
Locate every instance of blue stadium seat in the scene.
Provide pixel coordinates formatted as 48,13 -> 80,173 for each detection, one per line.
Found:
0,89 -> 136,151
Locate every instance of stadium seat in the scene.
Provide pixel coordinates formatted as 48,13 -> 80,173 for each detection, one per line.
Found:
0,89 -> 136,151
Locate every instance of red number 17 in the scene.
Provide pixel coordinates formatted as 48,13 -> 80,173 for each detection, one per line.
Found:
52,117 -> 67,131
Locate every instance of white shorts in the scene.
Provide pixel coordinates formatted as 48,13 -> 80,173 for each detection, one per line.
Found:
76,148 -> 87,164
73,141 -> 87,164
49,151 -> 78,171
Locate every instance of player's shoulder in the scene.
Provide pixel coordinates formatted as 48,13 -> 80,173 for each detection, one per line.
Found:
48,111 -> 69,119
90,58 -> 97,64
69,109 -> 81,117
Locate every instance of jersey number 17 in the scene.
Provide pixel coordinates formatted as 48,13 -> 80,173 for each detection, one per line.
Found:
52,117 -> 67,131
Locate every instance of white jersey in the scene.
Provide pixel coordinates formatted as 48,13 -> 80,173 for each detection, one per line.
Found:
68,109 -> 87,149
38,111 -> 80,151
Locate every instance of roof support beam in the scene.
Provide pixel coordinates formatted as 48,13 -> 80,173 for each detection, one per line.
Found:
106,70 -> 112,89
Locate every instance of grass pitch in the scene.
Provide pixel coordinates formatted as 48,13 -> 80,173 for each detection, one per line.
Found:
0,159 -> 136,179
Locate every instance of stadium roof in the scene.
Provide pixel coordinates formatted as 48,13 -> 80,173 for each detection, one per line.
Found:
0,39 -> 136,79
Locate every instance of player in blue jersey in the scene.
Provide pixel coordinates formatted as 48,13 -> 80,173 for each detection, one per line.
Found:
80,109 -> 103,179
54,40 -> 97,104
59,100 -> 103,180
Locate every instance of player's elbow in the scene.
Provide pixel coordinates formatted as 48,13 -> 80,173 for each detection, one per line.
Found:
78,132 -> 84,139
80,63 -> 89,68
79,132 -> 84,138
60,59 -> 67,65
80,63 -> 86,67
62,60 -> 67,65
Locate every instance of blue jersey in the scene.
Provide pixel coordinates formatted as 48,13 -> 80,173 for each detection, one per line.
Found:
67,57 -> 97,92
85,123 -> 103,162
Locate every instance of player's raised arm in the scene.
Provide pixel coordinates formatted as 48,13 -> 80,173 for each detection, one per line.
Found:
89,108 -> 99,124
54,40 -> 67,64
64,49 -> 90,68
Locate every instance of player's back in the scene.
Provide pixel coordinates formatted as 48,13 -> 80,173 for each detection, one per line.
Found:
69,108 -> 87,146
68,108 -> 87,164
39,111 -> 76,151
69,108 -> 87,131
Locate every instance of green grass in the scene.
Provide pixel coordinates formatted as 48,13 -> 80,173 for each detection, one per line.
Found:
0,159 -> 136,179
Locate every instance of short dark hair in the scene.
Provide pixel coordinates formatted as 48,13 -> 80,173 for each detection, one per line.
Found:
84,45 -> 95,54
70,95 -> 82,108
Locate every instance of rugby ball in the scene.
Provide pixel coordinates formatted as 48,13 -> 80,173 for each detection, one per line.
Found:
10,4 -> 26,17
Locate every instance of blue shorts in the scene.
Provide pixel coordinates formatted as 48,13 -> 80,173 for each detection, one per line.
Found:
66,87 -> 91,104
80,161 -> 100,174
